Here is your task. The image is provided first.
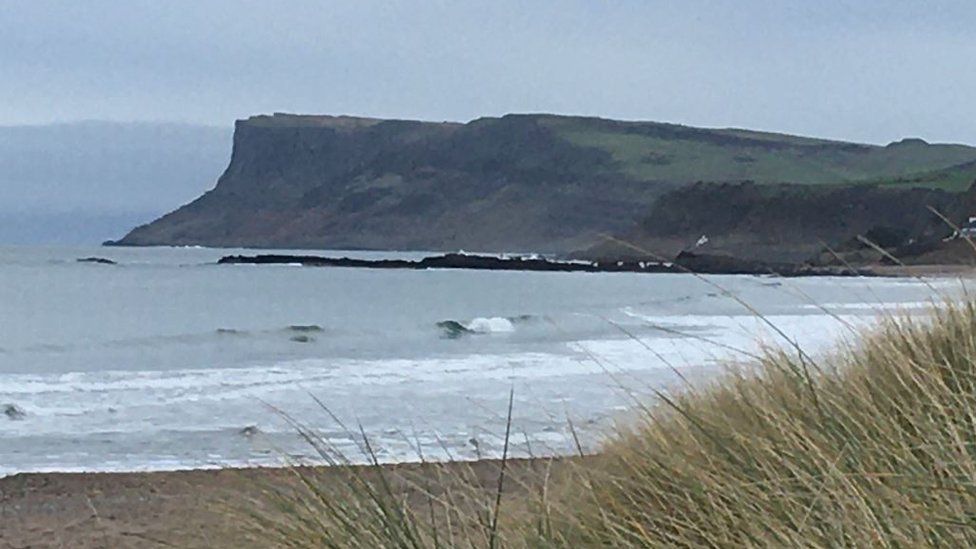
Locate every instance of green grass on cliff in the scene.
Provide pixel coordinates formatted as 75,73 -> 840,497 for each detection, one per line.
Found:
870,160 -> 976,192
542,117 -> 976,187
251,299 -> 976,546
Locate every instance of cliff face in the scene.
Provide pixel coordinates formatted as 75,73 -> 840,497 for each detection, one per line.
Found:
113,113 -> 976,254
115,114 -> 671,252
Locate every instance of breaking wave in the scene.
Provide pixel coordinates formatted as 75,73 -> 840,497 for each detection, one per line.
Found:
437,317 -> 517,338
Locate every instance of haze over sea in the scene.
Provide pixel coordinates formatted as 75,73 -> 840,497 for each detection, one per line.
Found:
0,245 -> 958,475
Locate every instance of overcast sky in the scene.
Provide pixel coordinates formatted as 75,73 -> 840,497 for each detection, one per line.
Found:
3,1 -> 974,144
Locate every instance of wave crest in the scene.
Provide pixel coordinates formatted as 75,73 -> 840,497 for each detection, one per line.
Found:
437,317 -> 516,338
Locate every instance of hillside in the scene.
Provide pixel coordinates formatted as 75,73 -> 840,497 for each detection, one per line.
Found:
584,181 -> 976,264
111,113 -> 976,254
870,158 -> 976,192
549,121 -> 976,184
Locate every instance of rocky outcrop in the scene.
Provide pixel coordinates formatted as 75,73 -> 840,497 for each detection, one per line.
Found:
3,404 -> 26,420
112,114 -> 670,253
217,252 -> 673,273
109,113 -> 976,255
217,252 -> 876,277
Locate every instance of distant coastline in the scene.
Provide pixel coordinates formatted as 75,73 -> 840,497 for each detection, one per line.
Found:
109,113 -> 976,266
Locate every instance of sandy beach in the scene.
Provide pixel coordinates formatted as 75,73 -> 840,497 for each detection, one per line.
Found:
0,458 -> 563,548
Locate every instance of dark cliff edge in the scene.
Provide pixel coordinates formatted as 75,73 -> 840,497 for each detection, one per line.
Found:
109,112 -> 976,265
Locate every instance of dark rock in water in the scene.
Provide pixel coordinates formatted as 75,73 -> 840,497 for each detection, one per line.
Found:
437,320 -> 472,339
287,326 -> 321,343
240,425 -> 260,437
287,324 -> 323,333
220,251 -> 874,277
3,403 -> 26,420
77,257 -> 117,265
220,252 -> 672,274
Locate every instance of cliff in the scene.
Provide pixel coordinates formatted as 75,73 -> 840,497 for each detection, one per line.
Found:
111,113 -> 976,254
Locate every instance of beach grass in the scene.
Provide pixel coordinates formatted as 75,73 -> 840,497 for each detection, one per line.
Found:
250,299 -> 976,547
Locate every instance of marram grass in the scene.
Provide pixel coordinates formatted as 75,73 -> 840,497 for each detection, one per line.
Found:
249,300 -> 976,547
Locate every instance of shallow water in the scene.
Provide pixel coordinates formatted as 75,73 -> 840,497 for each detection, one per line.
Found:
0,245 -> 960,474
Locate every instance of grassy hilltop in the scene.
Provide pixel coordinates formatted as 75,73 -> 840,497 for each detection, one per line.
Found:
545,116 -> 976,186
868,159 -> 976,192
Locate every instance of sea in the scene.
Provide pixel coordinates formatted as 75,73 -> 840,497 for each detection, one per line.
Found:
0,245 -> 963,475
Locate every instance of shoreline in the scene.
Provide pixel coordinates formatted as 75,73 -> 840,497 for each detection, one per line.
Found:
0,451 -> 541,479
3,248 -> 971,545
217,251 -> 899,277
88,243 -> 976,278
860,263 -> 976,278
217,252 -> 976,279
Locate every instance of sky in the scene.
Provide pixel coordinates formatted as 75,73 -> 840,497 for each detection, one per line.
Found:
2,0 -> 975,145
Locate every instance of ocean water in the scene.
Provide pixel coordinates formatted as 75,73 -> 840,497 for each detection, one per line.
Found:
0,245 -> 961,475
